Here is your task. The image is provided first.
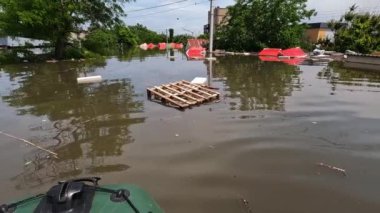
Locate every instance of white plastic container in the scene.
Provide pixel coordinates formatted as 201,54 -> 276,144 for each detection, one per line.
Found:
191,77 -> 207,85
77,75 -> 102,84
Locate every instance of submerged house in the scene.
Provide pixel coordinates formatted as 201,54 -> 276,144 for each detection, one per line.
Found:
0,36 -> 49,48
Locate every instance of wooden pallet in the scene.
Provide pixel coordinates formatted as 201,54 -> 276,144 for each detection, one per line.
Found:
147,80 -> 220,109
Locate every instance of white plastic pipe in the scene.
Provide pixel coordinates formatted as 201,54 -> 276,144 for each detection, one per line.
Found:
77,75 -> 102,84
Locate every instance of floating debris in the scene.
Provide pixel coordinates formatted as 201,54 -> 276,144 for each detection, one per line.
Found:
190,77 -> 207,85
147,80 -> 220,109
46,59 -> 58,63
77,75 -> 102,84
317,162 -> 347,176
0,130 -> 58,158
24,161 -> 32,166
239,197 -> 253,213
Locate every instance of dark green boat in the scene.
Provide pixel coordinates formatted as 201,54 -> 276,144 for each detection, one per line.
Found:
0,177 -> 163,213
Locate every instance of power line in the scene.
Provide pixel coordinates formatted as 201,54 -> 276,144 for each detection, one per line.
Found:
126,0 -> 209,19
125,0 -> 189,13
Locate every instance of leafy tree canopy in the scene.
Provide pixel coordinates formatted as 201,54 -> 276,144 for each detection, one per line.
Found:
173,34 -> 193,44
0,0 -> 133,58
197,34 -> 208,40
83,25 -> 138,55
215,0 -> 315,51
329,5 -> 380,54
129,24 -> 165,44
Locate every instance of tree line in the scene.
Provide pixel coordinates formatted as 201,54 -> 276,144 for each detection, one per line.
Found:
0,0 -> 195,61
0,0 -> 378,62
214,0 -> 379,54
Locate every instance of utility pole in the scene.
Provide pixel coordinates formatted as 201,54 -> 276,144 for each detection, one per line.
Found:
207,56 -> 213,86
207,0 -> 216,60
166,29 -> 169,56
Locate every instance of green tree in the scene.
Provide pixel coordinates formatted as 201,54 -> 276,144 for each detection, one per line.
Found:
215,0 -> 315,51
129,24 -> 165,44
82,25 -> 138,55
173,34 -> 193,44
0,0 -> 133,59
197,34 -> 208,40
83,28 -> 118,55
115,25 -> 138,48
329,5 -> 380,54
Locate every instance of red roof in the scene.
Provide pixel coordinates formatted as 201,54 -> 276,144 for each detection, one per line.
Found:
158,43 -> 166,50
186,47 -> 206,60
174,43 -> 183,49
258,48 -> 282,56
282,47 -> 307,58
147,43 -> 156,49
187,39 -> 205,48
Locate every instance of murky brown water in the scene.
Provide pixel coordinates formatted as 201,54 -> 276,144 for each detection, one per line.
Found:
1,50 -> 380,212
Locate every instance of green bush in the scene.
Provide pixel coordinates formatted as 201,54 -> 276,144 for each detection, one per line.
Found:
83,29 -> 117,55
83,49 -> 103,59
329,5 -> 380,54
64,47 -> 84,59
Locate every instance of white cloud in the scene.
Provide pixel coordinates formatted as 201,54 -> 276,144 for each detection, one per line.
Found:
307,0 -> 380,22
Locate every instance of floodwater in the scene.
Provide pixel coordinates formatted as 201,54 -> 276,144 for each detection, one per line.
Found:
1,50 -> 380,212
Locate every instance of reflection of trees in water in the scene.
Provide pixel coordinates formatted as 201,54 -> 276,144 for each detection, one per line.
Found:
2,60 -> 106,82
117,48 -> 168,62
1,61 -> 145,188
318,63 -> 380,94
212,56 -> 300,111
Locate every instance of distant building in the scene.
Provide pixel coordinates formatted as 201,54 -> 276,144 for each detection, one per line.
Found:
212,7 -> 228,26
304,22 -> 334,43
204,7 -> 229,34
0,36 -> 49,48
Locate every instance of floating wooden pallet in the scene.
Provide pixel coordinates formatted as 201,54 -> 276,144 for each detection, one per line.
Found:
147,80 -> 220,109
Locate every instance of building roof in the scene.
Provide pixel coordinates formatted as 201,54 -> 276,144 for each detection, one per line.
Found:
307,22 -> 330,29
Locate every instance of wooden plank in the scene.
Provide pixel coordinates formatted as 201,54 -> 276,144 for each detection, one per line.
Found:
161,85 -> 201,103
154,86 -> 196,105
176,82 -> 215,98
147,80 -> 220,109
147,88 -> 188,108
156,87 -> 196,105
166,84 -> 206,102
173,82 -> 211,96
181,80 -> 220,95
181,80 -> 220,96
163,86 -> 200,102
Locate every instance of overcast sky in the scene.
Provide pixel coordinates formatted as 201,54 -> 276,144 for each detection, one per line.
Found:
124,0 -> 380,35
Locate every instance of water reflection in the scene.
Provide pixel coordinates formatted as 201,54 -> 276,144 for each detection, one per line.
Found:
117,48 -> 168,62
212,56 -> 301,111
318,62 -> 380,95
1,61 -> 144,188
